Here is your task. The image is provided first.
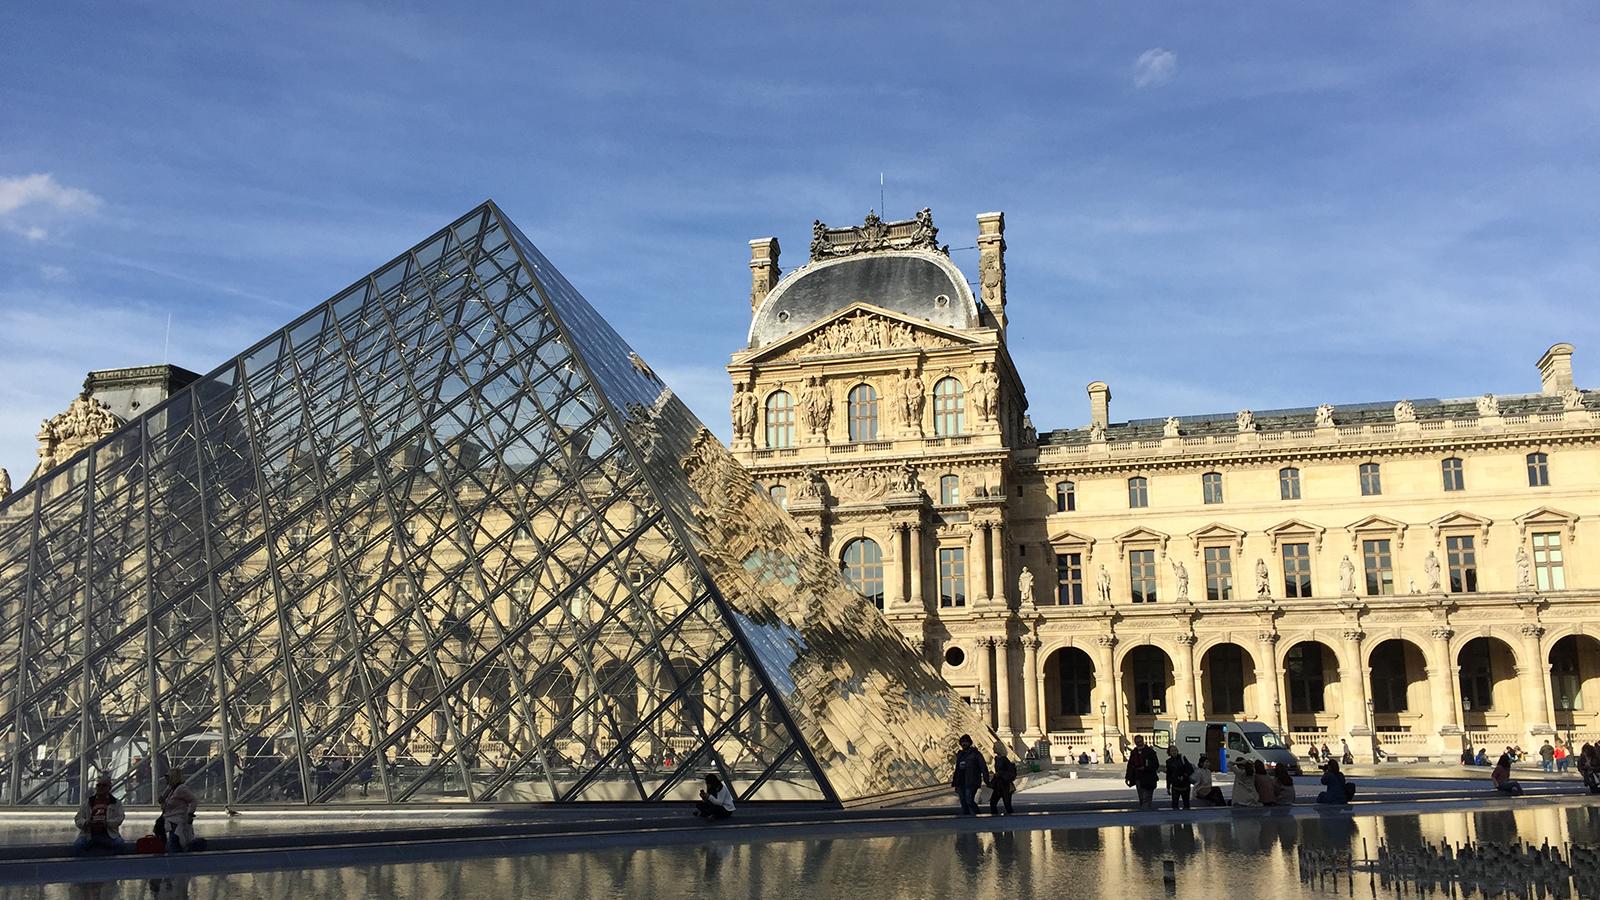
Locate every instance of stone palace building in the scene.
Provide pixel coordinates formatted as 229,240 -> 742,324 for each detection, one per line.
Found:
727,209 -> 1599,763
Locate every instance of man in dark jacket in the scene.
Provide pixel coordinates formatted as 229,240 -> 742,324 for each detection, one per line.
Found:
951,734 -> 990,816
989,746 -> 1019,816
1125,735 -> 1160,810
1164,745 -> 1194,810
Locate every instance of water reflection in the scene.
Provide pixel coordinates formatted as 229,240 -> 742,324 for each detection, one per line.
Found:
15,805 -> 1600,900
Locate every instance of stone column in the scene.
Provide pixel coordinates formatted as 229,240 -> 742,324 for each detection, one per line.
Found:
977,638 -> 996,730
990,523 -> 1006,607
909,523 -> 925,608
1176,632 -> 1199,720
1429,626 -> 1460,731
1096,635 -> 1120,750
885,523 -> 905,607
1022,636 -> 1042,741
995,635 -> 1014,740
1257,632 -> 1283,731
975,525 -> 993,605
1341,629 -> 1374,761
1520,624 -> 1552,739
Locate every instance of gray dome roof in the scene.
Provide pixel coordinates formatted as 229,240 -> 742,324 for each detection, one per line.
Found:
748,250 -> 980,348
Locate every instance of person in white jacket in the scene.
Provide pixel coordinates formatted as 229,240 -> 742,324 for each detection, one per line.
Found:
694,773 -> 735,820
73,775 -> 127,854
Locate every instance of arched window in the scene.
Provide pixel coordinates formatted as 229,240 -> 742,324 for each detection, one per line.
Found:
842,538 -> 885,609
847,383 -> 879,442
938,474 -> 960,506
768,484 -> 787,509
932,377 -> 965,436
764,391 -> 794,449
1055,481 -> 1075,513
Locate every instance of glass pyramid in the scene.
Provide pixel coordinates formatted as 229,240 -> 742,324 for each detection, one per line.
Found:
0,202 -> 986,807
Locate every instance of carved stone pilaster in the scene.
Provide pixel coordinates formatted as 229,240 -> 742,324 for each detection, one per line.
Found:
1022,636 -> 1042,651
1342,629 -> 1365,644
1095,634 -> 1117,649
1520,624 -> 1545,639
1429,627 -> 1454,642
1175,633 -> 1198,646
1256,632 -> 1280,645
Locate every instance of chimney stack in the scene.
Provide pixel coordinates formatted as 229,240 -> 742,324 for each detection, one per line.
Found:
1537,342 -> 1575,395
976,212 -> 1006,330
749,238 -> 780,312
1087,381 -> 1111,431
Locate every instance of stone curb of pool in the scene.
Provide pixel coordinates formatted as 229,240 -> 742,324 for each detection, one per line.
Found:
1,782 -> 1582,885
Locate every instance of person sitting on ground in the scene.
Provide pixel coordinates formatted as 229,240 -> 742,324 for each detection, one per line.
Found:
1193,756 -> 1226,806
1089,748 -> 1100,765
1316,759 -> 1355,804
72,775 -> 126,855
1474,748 -> 1490,767
1252,760 -> 1279,807
1491,755 -> 1524,796
693,773 -> 735,820
159,768 -> 199,853
989,746 -> 1018,816
1230,760 -> 1262,807
1273,763 -> 1297,805
1078,750 -> 1090,766
1164,745 -> 1193,810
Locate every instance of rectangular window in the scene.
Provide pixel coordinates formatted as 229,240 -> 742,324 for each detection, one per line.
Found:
1362,538 -> 1394,596
1527,452 -> 1550,487
1281,542 -> 1313,598
1203,546 -> 1233,601
1279,467 -> 1301,501
1202,472 -> 1224,504
1533,532 -> 1567,591
1055,481 -> 1075,513
938,548 -> 966,608
1441,457 -> 1464,492
1128,549 -> 1158,604
1127,477 -> 1149,509
1359,463 -> 1382,496
1446,535 -> 1478,593
1055,553 -> 1084,605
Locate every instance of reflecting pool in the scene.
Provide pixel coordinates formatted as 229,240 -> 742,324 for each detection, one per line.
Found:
10,803 -> 1600,899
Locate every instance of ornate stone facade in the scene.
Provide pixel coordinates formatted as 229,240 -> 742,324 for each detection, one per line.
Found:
732,207 -> 1600,763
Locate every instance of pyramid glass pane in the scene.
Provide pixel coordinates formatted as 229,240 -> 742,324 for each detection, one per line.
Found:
0,202 -> 987,807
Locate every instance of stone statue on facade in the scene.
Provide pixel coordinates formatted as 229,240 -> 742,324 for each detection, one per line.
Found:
1393,399 -> 1416,424
730,383 -> 757,440
1516,546 -> 1534,592
1476,393 -> 1500,418
1255,558 -> 1271,598
1424,551 -> 1443,592
1315,404 -> 1336,428
1018,566 -> 1035,605
1162,417 -> 1180,438
0,467 -> 10,503
897,368 -> 925,435
1096,565 -> 1113,604
808,220 -> 828,259
911,207 -> 939,248
1235,409 -> 1256,433
1088,421 -> 1107,443
1021,414 -> 1037,445
971,361 -> 1000,421
1172,559 -> 1190,603
1338,555 -> 1358,595
793,466 -> 827,502
799,376 -> 832,437
889,462 -> 920,496
34,387 -> 122,476
1563,388 -> 1585,411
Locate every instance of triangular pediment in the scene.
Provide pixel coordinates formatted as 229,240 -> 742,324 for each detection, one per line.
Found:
741,302 -> 982,364
1345,514 -> 1408,548
1514,506 -> 1580,543
1265,518 -> 1327,551
1047,527 -> 1098,553
1113,526 -> 1170,558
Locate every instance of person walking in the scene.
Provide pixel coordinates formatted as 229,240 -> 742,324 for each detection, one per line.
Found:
1539,740 -> 1555,773
72,775 -> 126,855
1340,739 -> 1354,765
1554,742 -> 1570,773
158,769 -> 198,854
1164,745 -> 1193,810
1193,756 -> 1226,806
989,746 -> 1018,816
1124,736 -> 1160,810
693,773 -> 735,820
951,734 -> 989,816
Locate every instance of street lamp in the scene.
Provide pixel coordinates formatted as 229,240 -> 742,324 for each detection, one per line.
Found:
1185,700 -> 1194,721
1099,701 -> 1109,764
1366,698 -> 1378,765
1274,698 -> 1282,734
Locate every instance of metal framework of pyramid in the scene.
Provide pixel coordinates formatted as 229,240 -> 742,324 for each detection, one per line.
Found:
0,202 -> 985,808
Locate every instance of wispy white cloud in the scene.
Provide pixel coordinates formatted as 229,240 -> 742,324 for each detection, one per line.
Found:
0,173 -> 103,241
1133,48 -> 1178,88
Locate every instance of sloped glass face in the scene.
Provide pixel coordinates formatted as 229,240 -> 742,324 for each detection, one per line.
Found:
0,203 -> 983,808
507,222 -> 988,802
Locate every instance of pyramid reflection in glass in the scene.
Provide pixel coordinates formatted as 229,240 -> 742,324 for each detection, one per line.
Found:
0,202 -> 986,807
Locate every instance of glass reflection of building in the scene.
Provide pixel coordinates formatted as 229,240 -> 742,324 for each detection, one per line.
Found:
0,202 -> 985,807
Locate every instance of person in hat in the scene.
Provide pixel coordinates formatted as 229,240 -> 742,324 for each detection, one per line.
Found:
950,734 -> 990,816
159,768 -> 199,853
72,774 -> 127,854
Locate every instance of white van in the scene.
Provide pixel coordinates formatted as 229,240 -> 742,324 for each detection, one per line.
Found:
1153,719 -> 1303,776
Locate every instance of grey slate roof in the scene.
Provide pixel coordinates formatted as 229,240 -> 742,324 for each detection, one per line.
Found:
749,251 -> 979,348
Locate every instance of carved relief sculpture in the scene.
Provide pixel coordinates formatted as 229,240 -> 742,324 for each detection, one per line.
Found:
1516,546 -> 1534,592
730,383 -> 757,441
791,310 -> 950,360
971,361 -> 1000,421
1255,558 -> 1271,598
1172,559 -> 1190,603
1088,421 -> 1107,443
979,250 -> 1003,308
1476,393 -> 1500,418
1315,404 -> 1336,428
793,466 -> 827,502
1424,551 -> 1443,592
34,387 -> 123,477
1339,555 -> 1358,595
799,375 -> 833,438
0,467 -> 10,503
1235,409 -> 1256,433
1393,399 -> 1417,424
1563,389 -> 1585,411
889,462 -> 921,496
1096,565 -> 1113,604
1162,417 -> 1180,438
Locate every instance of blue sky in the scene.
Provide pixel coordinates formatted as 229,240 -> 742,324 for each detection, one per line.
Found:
2,2 -> 1597,477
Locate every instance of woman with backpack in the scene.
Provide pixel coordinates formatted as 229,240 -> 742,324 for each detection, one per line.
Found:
1164,745 -> 1193,809
988,746 -> 1018,816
